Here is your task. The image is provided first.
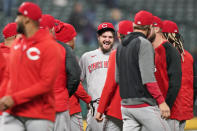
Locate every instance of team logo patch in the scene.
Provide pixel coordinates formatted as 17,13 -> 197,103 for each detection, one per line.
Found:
102,24 -> 108,28
26,47 -> 40,60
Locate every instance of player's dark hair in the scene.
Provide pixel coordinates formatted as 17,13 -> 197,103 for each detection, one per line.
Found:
17,12 -> 23,16
97,28 -> 115,37
163,32 -> 185,61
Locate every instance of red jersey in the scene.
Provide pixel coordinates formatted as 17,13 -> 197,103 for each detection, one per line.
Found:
170,50 -> 194,120
53,43 -> 69,112
69,83 -> 91,115
97,50 -> 122,120
5,29 -> 62,122
0,43 -> 10,115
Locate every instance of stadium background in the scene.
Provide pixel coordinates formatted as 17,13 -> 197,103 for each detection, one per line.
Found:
0,0 -> 197,130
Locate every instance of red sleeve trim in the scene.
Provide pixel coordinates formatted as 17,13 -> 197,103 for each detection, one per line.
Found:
146,82 -> 165,105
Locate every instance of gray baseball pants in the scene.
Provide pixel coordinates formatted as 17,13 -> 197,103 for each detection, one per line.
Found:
0,112 -> 54,131
103,115 -> 123,131
121,106 -> 171,131
86,106 -> 105,131
0,115 -> 2,127
167,119 -> 186,131
70,112 -> 83,131
86,103 -> 123,131
54,110 -> 71,131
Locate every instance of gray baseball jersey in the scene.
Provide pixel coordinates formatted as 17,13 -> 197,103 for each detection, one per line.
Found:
79,49 -> 111,100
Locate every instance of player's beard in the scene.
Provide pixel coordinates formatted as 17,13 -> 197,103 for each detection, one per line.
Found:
148,33 -> 156,43
99,41 -> 113,54
17,22 -> 26,35
147,28 -> 156,43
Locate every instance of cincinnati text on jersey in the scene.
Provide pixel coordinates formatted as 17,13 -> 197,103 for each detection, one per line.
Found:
88,61 -> 108,73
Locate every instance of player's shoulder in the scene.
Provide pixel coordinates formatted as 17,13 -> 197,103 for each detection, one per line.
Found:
81,49 -> 99,58
138,36 -> 152,47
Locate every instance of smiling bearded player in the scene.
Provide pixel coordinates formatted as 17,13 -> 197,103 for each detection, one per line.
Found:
79,22 -> 115,131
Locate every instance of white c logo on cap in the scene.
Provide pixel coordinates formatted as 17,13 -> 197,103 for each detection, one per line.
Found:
137,21 -> 141,25
26,47 -> 40,60
24,10 -> 28,15
102,24 -> 108,28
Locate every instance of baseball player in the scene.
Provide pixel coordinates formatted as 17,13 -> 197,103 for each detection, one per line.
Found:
40,14 -> 71,131
95,20 -> 133,131
79,22 -> 115,131
55,21 -> 92,131
0,22 -> 17,84
116,10 -> 170,131
151,17 -> 183,131
162,20 -> 195,131
0,22 -> 17,124
0,2 -> 62,131
40,15 -> 83,131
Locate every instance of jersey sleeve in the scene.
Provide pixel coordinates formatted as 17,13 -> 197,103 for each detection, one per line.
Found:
163,43 -> 182,109
74,82 -> 91,103
138,38 -> 156,84
97,50 -> 118,113
79,54 -> 87,82
64,44 -> 81,97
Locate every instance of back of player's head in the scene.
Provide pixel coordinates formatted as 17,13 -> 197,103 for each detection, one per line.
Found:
153,16 -> 163,29
134,10 -> 153,26
40,14 -> 55,30
118,20 -> 133,35
3,22 -> 17,39
133,10 -> 154,31
162,20 -> 179,33
97,22 -> 115,36
162,20 -> 184,57
55,20 -> 77,44
117,20 -> 133,40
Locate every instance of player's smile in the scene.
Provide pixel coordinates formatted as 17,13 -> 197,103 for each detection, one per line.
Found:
103,40 -> 111,49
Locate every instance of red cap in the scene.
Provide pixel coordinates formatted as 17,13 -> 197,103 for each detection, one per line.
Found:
18,2 -> 42,21
3,22 -> 17,39
153,16 -> 163,29
55,22 -> 77,43
134,10 -> 153,25
162,20 -> 179,33
118,20 -> 133,35
40,14 -> 55,29
97,22 -> 115,32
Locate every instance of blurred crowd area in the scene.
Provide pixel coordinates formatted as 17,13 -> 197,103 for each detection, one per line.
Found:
0,0 -> 197,117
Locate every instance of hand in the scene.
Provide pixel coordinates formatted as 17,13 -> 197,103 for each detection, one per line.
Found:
159,102 -> 170,119
0,101 -> 7,111
95,112 -> 103,122
0,96 -> 15,111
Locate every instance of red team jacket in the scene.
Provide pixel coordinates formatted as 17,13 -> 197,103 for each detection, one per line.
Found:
0,44 -> 6,84
97,50 -> 122,120
69,83 -> 92,115
155,41 -> 192,120
0,43 -> 10,115
170,50 -> 194,120
53,43 -> 70,112
4,29 -> 61,122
